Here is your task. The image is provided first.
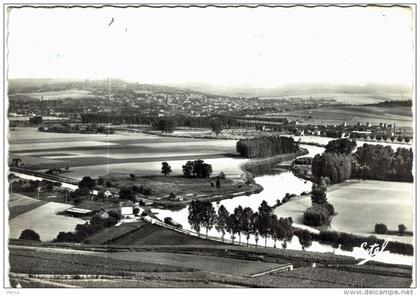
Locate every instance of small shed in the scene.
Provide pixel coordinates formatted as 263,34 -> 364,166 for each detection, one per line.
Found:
65,207 -> 94,217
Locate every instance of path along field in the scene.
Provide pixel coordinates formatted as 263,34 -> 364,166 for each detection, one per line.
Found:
273,180 -> 413,244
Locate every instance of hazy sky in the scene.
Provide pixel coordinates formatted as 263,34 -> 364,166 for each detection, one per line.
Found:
7,5 -> 414,88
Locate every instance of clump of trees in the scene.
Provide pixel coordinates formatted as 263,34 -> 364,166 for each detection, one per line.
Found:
154,118 -> 176,133
351,144 -> 413,182
119,185 -> 153,201
54,211 -> 120,243
182,159 -> 213,178
236,136 -> 298,158
312,152 -> 352,184
39,124 -> 114,134
210,120 -> 223,135
296,229 -> 313,251
78,176 -> 96,195
374,223 -> 388,234
188,200 -> 294,248
293,157 -> 312,165
324,138 -> 356,154
312,139 -> 355,184
313,139 -> 413,184
29,116 -> 43,125
161,162 -> 172,176
19,229 -> 41,242
304,183 -> 335,227
398,224 -> 407,235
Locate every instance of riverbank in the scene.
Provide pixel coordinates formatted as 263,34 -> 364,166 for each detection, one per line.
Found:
240,149 -> 309,174
147,147 -> 309,209
272,179 -> 414,246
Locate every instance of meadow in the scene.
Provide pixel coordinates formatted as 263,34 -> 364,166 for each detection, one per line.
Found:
9,127 -> 241,178
8,193 -> 47,219
273,180 -> 413,244
9,202 -> 84,241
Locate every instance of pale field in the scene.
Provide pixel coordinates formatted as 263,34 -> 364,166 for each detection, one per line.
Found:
62,157 -> 245,179
8,193 -> 43,209
9,202 -> 84,242
273,180 -> 413,244
10,141 -> 119,152
9,127 -> 239,176
9,89 -> 95,100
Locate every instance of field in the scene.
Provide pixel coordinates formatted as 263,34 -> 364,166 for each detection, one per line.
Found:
9,89 -> 96,100
327,180 -> 413,242
8,193 -> 47,219
265,267 -> 412,288
9,127 -> 242,179
265,105 -> 412,129
273,180 -> 413,244
91,223 -> 224,246
8,244 -> 412,288
99,174 -> 256,204
9,202 -> 84,241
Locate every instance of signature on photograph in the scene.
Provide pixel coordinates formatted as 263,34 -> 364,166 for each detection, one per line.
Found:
358,239 -> 389,265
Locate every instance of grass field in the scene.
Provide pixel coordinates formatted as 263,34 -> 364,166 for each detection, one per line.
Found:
98,224 -> 224,246
8,193 -> 47,219
327,180 -> 413,242
99,174 -> 253,202
273,180 -> 413,244
9,202 -> 84,241
9,127 -> 242,178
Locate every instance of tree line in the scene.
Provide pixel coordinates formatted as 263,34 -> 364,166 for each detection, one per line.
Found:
317,230 -> 413,255
236,136 -> 299,158
312,139 -> 413,184
81,113 -> 239,129
188,200 -> 295,248
352,144 -> 413,182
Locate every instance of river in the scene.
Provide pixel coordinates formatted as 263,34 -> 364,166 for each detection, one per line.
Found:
11,135 -> 413,266
154,143 -> 413,266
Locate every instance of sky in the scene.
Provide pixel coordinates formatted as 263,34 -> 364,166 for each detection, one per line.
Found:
6,5 -> 415,88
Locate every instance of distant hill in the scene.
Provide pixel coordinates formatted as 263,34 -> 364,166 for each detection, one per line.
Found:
7,78 -> 206,101
175,82 -> 413,103
8,79 -> 413,104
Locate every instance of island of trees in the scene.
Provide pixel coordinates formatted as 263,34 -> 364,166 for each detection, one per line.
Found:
236,136 -> 299,158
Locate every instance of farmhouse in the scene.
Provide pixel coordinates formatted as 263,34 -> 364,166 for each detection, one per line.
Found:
119,201 -> 134,218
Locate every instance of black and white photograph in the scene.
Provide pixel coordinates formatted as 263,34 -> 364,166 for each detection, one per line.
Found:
1,2 -> 416,291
